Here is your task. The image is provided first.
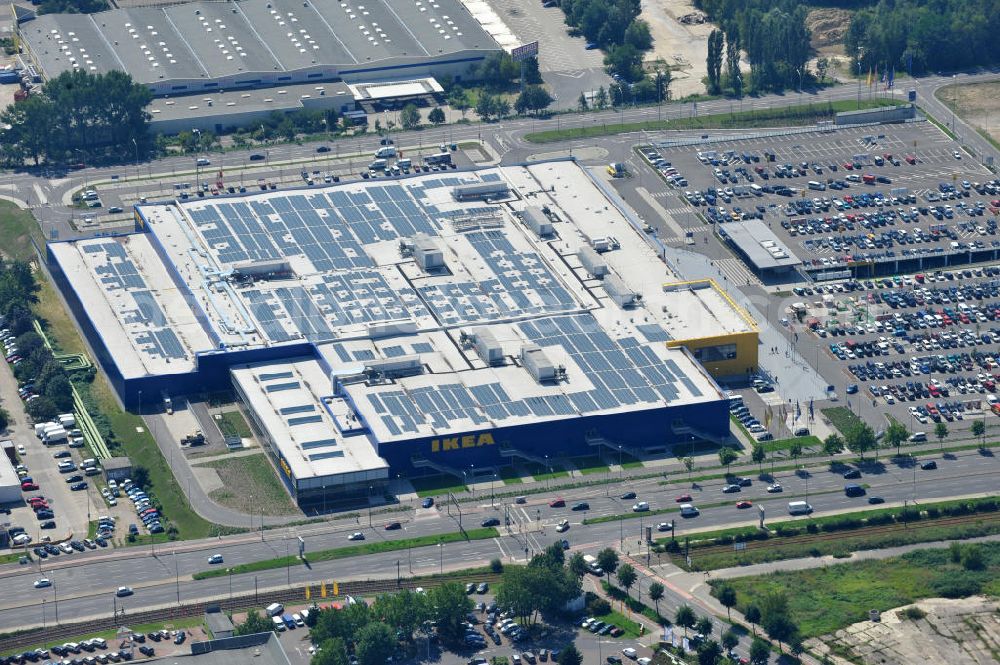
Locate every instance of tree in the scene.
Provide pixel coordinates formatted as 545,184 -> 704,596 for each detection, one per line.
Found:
427,107 -> 446,126
515,86 -> 554,116
763,614 -> 797,651
706,29 -> 725,94
751,442 -> 766,470
616,564 -> 637,597
648,581 -> 665,617
355,622 -> 395,665
26,395 -> 58,422
594,86 -> 609,110
597,548 -> 619,586
697,639 -> 723,665
234,609 -> 273,635
971,419 -> 986,449
961,544 -> 985,570
749,637 -> 770,665
885,421 -> 909,457
725,30 -> 742,98
312,638 -> 349,665
577,92 -> 589,111
311,603 -> 371,644
682,456 -> 695,482
788,441 -> 803,466
496,566 -> 539,625
397,104 -> 420,130
675,604 -> 696,638
624,20 -> 653,51
372,589 -> 428,640
43,374 -> 73,412
935,421 -> 949,452
569,552 -> 589,578
718,446 -> 738,473
695,616 -> 714,638
604,44 -> 645,82
426,582 -> 473,643
823,433 -> 844,458
721,628 -> 739,654
716,585 -> 737,621
744,604 -> 761,636
131,465 -> 151,490
475,93 -> 499,121
0,407 -> 8,432
816,57 -> 830,82
448,86 -> 471,118
557,644 -> 583,665
845,422 -> 876,460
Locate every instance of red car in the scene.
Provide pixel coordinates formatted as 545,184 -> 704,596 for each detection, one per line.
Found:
21,482 -> 38,491
675,494 -> 692,503
384,522 -> 402,530
736,501 -> 753,509
549,498 -> 565,508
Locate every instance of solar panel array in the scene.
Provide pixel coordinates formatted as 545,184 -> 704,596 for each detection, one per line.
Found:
354,311 -> 702,437
418,230 -> 576,325
82,240 -> 187,362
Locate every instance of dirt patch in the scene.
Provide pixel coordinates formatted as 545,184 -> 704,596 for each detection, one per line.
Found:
640,0 -> 716,98
938,82 -> 1000,146
811,596 -> 1000,665
806,8 -> 852,50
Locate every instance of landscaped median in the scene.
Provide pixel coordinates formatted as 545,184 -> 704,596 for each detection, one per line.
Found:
657,495 -> 1000,571
191,527 -> 500,580
523,98 -> 907,143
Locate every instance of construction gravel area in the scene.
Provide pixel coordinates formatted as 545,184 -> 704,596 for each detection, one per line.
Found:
640,0 -> 714,98
813,597 -> 1000,665
939,81 -> 1000,146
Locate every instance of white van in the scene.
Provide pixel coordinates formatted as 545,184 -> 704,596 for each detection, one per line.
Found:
374,146 -> 397,159
787,501 -> 813,515
271,616 -> 286,631
808,181 -> 826,191
265,602 -> 284,617
679,504 -> 699,517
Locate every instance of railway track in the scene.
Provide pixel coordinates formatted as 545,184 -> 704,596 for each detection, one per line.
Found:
0,571 -> 501,656
676,512 -> 1000,561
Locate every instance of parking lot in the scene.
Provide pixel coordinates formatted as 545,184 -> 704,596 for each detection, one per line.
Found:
792,266 -> 1000,432
640,122 -> 1000,282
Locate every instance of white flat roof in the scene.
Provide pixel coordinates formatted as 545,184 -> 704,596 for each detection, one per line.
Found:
48,235 -> 215,378
0,452 -> 19,492
55,161 -> 739,445
231,357 -> 388,484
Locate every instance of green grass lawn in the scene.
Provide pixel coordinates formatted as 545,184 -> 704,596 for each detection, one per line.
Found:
715,542 -> 1000,638
525,99 -> 906,143
575,456 -> 610,475
597,610 -> 644,639
193,527 -> 500,579
822,406 -> 863,435
498,467 -> 523,485
0,201 -> 43,262
205,453 -> 298,515
215,409 -> 252,438
763,435 -> 822,454
621,460 -> 644,469
410,475 -> 468,497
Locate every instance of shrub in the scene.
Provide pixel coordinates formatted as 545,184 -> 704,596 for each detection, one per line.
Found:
901,606 -> 926,620
806,523 -> 819,534
587,597 -> 611,616
930,573 -> 983,598
490,558 -> 503,573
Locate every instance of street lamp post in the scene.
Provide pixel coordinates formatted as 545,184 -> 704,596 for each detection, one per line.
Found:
368,485 -> 373,528
193,129 -> 202,190
438,543 -> 444,574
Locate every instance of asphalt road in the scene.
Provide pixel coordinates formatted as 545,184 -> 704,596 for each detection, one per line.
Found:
1,446 -> 997,632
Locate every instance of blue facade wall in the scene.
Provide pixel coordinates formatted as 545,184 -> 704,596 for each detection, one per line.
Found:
377,399 -> 730,474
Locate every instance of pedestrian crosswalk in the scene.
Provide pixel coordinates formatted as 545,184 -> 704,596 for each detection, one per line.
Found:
712,257 -> 761,287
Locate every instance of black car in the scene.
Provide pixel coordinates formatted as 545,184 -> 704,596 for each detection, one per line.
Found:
32,547 -> 47,558
40,520 -> 56,529
316,146 -> 331,153
422,497 -> 434,508
843,468 -> 862,479
138,647 -> 154,657
70,482 -> 88,491
148,632 -> 161,642
844,484 -> 866,497
920,460 -> 938,470
173,632 -> 185,645
249,153 -> 265,161
65,475 -> 83,483
868,496 -> 885,504
35,510 -> 54,520
620,492 -> 636,500
480,517 -> 500,527
571,502 -> 590,511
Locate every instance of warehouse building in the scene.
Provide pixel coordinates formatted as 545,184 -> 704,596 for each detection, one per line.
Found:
0,446 -> 20,506
48,161 -> 744,506
717,219 -> 802,278
16,0 -> 502,97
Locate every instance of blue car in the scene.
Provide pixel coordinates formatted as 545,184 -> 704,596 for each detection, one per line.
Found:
422,497 -> 434,509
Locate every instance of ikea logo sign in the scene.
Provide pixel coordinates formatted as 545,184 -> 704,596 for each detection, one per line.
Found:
430,433 -> 495,453
279,456 -> 292,478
